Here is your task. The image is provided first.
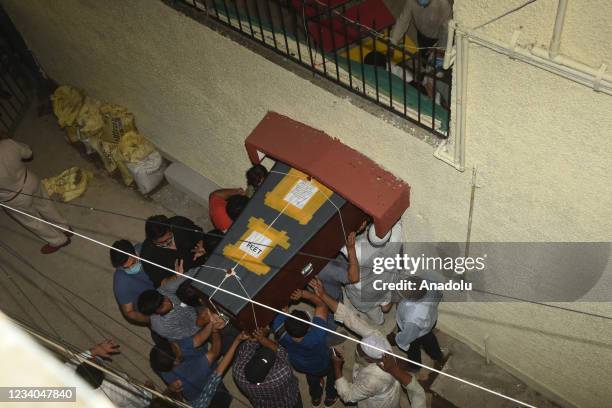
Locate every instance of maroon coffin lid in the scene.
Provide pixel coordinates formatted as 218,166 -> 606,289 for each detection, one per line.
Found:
244,112 -> 410,237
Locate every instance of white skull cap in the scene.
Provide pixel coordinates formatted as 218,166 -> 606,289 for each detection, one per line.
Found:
367,224 -> 391,246
361,334 -> 390,359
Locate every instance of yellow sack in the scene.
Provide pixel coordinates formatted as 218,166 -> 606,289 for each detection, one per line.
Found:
76,97 -> 104,139
112,148 -> 134,186
88,135 -> 118,174
51,86 -> 84,128
118,130 -> 156,163
65,125 -> 80,143
41,167 -> 93,202
100,103 -> 136,144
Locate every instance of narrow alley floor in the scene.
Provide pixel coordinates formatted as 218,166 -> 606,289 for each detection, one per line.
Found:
0,104 -> 560,408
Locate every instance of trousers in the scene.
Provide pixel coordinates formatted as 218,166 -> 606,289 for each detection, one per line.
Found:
3,178 -> 69,246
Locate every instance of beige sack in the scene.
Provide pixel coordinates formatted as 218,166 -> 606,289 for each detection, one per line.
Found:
88,136 -> 118,174
100,103 -> 136,144
51,86 -> 84,128
41,167 -> 93,202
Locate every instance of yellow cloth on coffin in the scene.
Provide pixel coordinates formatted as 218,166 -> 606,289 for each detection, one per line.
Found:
338,35 -> 418,65
223,217 -> 290,276
264,168 -> 332,225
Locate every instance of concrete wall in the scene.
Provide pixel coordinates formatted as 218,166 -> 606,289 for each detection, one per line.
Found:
2,0 -> 611,406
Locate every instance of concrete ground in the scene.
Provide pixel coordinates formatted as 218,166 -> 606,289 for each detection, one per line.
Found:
0,103 -> 559,408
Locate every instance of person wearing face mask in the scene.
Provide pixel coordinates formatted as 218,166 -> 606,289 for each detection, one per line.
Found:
140,214 -> 209,287
389,0 -> 452,63
111,239 -> 155,325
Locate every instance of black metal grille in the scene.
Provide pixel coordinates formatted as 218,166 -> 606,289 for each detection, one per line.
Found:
171,0 -> 452,138
0,6 -> 34,135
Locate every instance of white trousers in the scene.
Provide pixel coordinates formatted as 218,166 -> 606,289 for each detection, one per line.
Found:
4,180 -> 69,246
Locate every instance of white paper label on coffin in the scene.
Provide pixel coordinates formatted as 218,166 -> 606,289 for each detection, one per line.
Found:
239,231 -> 273,259
283,179 -> 319,209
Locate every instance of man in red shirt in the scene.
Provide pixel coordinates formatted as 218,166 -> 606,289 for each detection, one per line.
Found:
208,188 -> 249,232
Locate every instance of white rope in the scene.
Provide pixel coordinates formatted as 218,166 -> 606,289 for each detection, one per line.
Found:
0,201 -> 537,408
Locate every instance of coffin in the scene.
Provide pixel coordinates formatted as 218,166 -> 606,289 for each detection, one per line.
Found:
191,112 -> 410,330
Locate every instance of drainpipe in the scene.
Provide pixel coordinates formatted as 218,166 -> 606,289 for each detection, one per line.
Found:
434,20 -> 467,171
549,0 -> 568,59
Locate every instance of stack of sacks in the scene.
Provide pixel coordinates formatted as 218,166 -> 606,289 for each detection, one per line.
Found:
50,85 -> 164,191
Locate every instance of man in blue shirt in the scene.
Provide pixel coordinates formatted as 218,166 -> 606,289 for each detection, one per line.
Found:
272,289 -> 338,407
111,240 -> 154,325
150,314 -> 229,405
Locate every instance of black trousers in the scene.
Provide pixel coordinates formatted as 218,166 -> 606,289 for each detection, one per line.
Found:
416,30 -> 438,64
305,365 -> 337,401
406,324 -> 443,369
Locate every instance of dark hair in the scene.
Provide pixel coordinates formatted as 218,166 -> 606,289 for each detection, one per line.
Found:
246,164 -> 268,188
76,362 -> 104,389
138,290 -> 164,316
176,281 -> 203,307
150,344 -> 176,373
284,310 -> 310,338
145,215 -> 171,240
226,195 -> 249,221
110,239 -> 136,267
363,51 -> 388,68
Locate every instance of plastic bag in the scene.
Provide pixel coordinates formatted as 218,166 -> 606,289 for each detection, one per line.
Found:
100,103 -> 136,144
126,151 -> 164,194
51,86 -> 84,128
112,148 -> 134,186
88,136 -> 118,174
41,167 -> 93,202
76,96 -> 104,139
65,125 -> 80,143
118,130 -> 156,163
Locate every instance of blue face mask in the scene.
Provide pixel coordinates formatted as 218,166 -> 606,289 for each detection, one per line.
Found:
124,261 -> 142,275
417,0 -> 431,6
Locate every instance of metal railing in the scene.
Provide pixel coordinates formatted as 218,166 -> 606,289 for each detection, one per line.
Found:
170,0 -> 451,138
0,5 -> 34,135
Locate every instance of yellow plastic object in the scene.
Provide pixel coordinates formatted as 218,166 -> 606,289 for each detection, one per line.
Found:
264,168 -> 332,225
339,35 -> 418,65
65,125 -> 80,143
100,103 -> 136,144
112,148 -> 134,186
76,97 -> 104,138
51,86 -> 84,128
41,167 -> 93,202
88,136 -> 118,174
223,217 -> 290,276
118,130 -> 156,163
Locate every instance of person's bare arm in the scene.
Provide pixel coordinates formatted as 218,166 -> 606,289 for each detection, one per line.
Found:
346,232 -> 360,284
290,288 -> 328,320
119,303 -> 150,325
378,354 -> 414,386
213,332 -> 249,375
204,319 -> 225,364
308,278 -> 338,313
253,327 -> 278,352
210,188 -> 245,200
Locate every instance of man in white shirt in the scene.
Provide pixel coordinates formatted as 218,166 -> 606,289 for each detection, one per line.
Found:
309,278 -> 427,408
0,138 -> 72,254
342,221 -> 403,325
390,0 -> 452,63
388,277 -> 445,371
